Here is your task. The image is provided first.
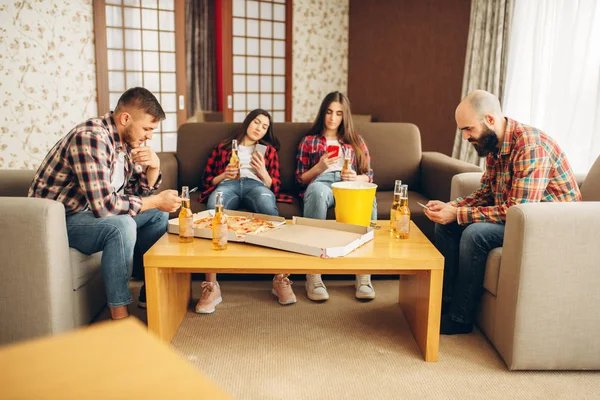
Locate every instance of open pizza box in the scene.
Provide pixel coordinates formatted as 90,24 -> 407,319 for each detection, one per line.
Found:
168,212 -> 373,258
245,217 -> 374,258
167,209 -> 286,243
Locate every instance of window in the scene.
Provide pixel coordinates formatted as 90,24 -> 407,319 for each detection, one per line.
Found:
224,0 -> 292,122
93,0 -> 186,152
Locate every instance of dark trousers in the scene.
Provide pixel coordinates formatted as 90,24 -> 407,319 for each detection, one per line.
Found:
434,222 -> 505,324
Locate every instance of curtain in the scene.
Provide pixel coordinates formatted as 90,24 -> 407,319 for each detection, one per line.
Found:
452,0 -> 514,166
186,0 -> 217,117
502,0 -> 600,174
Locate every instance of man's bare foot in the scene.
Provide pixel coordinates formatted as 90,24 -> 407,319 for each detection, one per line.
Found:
110,305 -> 129,320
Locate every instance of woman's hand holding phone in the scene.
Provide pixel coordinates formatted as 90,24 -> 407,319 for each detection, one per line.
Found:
250,151 -> 268,176
318,152 -> 339,173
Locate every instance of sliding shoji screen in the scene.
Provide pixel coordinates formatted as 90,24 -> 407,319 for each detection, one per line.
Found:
94,0 -> 186,152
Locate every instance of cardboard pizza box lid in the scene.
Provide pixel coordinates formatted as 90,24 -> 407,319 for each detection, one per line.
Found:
244,217 -> 374,258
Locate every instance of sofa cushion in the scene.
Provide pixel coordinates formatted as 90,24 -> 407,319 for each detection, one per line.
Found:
358,123 -> 422,191
0,169 -> 35,197
580,156 -> 600,201
483,247 -> 502,296
177,122 -> 313,197
177,122 -> 424,197
70,249 -> 102,291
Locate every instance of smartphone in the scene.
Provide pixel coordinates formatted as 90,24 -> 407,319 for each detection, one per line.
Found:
326,145 -> 340,158
255,143 -> 267,157
417,201 -> 429,210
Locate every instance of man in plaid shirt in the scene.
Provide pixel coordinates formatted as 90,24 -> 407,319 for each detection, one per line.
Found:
424,90 -> 581,335
29,87 -> 181,320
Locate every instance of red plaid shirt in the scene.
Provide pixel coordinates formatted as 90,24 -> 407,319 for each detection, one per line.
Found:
199,142 -> 293,203
450,117 -> 581,224
29,112 -> 162,217
295,134 -> 373,196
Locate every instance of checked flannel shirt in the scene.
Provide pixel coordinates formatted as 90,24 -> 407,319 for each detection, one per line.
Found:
28,112 -> 162,217
199,142 -> 293,203
450,117 -> 581,225
295,134 -> 373,196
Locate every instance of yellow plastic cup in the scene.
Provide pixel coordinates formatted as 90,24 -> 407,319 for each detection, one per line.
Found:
331,181 -> 378,227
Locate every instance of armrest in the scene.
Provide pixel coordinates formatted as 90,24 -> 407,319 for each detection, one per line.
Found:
450,172 -> 484,200
157,152 -> 178,193
420,152 -> 482,201
0,197 -> 75,345
495,202 -> 600,370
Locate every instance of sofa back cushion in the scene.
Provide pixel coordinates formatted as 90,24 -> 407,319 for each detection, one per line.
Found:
356,123 -> 422,191
581,155 -> 600,201
0,169 -> 35,197
177,122 -> 312,194
176,122 -> 423,194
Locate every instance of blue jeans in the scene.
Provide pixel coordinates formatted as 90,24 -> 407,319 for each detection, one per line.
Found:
66,208 -> 168,307
207,178 -> 278,216
434,222 -> 505,324
303,172 -> 377,220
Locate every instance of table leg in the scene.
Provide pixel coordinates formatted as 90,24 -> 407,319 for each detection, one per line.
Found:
398,269 -> 443,361
145,267 -> 191,343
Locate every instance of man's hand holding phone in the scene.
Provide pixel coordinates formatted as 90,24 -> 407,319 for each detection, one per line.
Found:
417,201 -> 429,210
422,200 -> 458,225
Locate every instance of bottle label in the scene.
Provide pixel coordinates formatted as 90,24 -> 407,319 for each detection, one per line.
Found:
215,223 -> 228,246
395,215 -> 410,234
181,217 -> 193,237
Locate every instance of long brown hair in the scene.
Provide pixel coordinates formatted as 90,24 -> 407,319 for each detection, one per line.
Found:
307,91 -> 369,174
222,109 -> 280,151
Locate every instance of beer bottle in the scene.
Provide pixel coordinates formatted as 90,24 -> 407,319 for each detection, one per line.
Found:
230,139 -> 240,180
212,191 -> 228,250
179,186 -> 194,243
394,184 -> 410,239
390,180 -> 402,232
341,148 -> 352,176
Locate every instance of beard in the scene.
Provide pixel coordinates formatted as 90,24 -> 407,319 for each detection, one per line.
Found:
121,125 -> 141,148
469,127 -> 499,157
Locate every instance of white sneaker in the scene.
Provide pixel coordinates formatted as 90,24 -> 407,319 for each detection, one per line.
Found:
305,274 -> 329,301
355,274 -> 375,300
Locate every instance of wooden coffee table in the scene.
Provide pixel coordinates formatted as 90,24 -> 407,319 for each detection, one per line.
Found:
144,221 -> 444,361
0,318 -> 232,399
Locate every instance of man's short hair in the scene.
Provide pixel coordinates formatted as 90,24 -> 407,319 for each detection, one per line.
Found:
115,87 -> 166,121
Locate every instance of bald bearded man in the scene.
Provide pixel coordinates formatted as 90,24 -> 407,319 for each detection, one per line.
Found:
424,90 -> 581,335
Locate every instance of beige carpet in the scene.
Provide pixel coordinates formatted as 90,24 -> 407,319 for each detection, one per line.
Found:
96,280 -> 600,399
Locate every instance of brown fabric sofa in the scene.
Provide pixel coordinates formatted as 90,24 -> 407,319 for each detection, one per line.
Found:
160,122 -> 482,241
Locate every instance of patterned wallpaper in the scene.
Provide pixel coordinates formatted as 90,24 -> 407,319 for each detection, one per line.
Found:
0,0 -> 97,170
292,0 -> 349,122
0,0 -> 346,169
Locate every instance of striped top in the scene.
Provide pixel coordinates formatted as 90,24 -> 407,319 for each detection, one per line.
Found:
451,117 -> 581,224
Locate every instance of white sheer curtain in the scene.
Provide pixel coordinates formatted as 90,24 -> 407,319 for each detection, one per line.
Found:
502,0 -> 600,174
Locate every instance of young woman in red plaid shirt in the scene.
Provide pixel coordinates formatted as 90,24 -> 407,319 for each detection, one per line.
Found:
296,92 -> 377,302
196,109 -> 296,313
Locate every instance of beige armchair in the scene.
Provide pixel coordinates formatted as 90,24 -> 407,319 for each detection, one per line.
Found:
450,156 -> 600,370
0,153 -> 177,346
